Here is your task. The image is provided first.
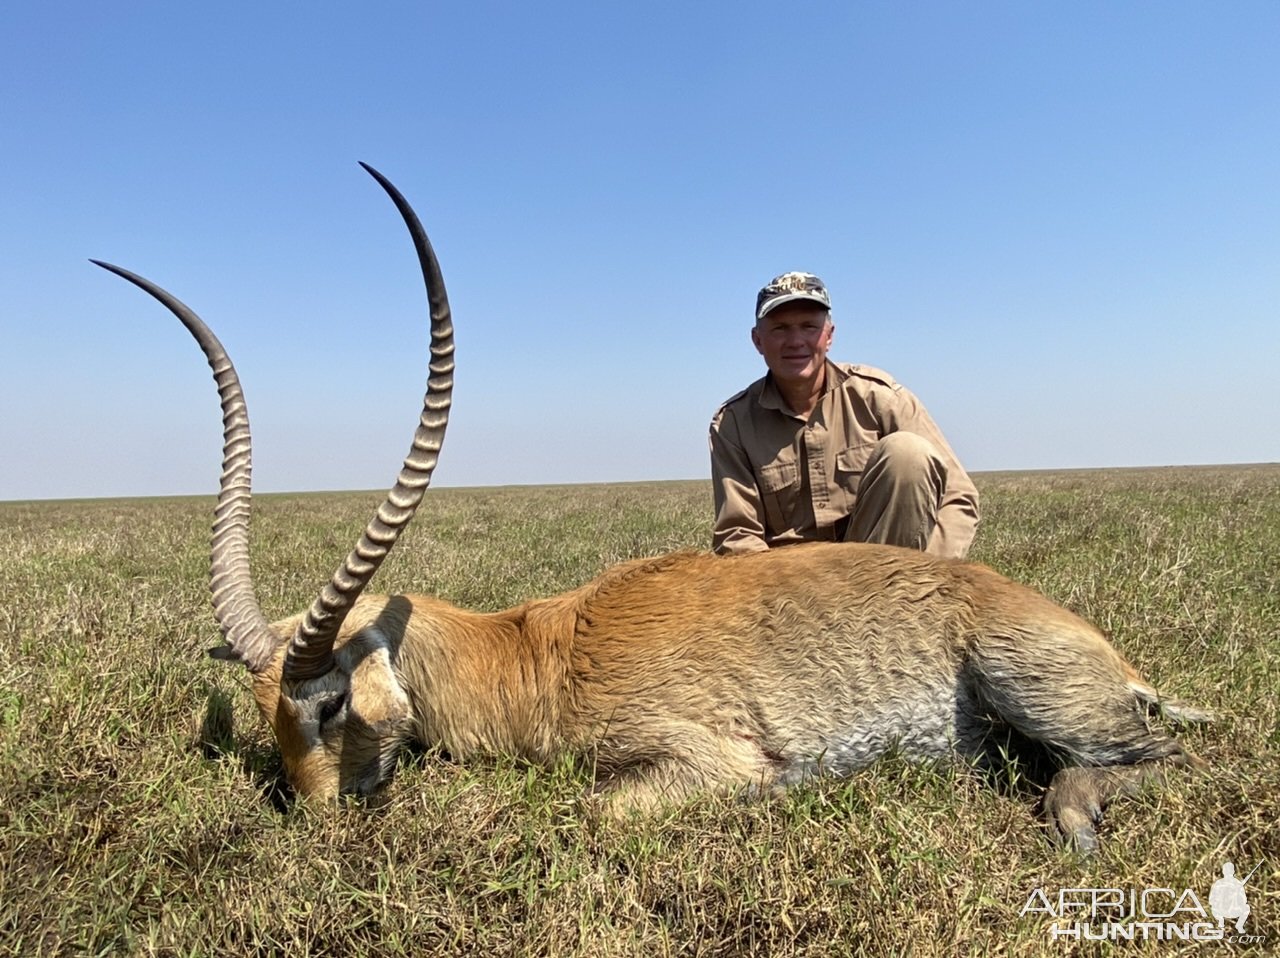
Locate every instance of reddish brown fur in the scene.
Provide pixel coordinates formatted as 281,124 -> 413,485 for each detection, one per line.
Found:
250,543 -> 1203,849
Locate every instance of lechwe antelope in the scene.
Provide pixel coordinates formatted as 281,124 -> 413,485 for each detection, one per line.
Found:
96,163 -> 1208,851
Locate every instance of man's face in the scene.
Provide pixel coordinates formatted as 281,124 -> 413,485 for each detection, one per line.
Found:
751,302 -> 834,384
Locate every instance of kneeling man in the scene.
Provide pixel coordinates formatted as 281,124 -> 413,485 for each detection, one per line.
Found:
710,272 -> 979,558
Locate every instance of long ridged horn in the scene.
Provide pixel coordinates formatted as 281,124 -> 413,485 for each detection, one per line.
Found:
282,163 -> 455,682
90,259 -> 279,673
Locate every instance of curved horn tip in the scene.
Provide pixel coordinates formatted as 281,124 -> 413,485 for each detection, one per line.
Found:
90,258 -> 125,276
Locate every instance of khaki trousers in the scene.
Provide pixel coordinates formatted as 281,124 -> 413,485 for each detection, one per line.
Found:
840,432 -> 948,555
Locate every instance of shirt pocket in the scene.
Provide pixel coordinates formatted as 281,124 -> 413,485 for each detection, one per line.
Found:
757,459 -> 800,535
834,442 -> 878,497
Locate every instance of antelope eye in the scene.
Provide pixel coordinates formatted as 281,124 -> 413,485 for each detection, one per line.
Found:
318,693 -> 348,726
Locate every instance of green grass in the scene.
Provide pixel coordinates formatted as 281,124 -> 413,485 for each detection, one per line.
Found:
1,466 -> 1276,956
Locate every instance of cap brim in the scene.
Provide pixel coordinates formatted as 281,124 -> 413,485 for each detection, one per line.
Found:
756,291 -> 831,320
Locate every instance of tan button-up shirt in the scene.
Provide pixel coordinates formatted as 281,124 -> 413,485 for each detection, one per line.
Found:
709,361 -> 979,557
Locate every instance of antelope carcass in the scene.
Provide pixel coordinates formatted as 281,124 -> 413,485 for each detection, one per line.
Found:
95,164 -> 1208,851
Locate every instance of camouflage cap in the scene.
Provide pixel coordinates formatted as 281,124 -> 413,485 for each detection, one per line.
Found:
755,271 -> 831,321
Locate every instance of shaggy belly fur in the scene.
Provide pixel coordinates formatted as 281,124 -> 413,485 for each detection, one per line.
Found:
774,678 -> 987,785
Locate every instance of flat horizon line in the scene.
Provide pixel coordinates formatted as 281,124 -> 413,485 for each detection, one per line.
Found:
3,461 -> 1277,507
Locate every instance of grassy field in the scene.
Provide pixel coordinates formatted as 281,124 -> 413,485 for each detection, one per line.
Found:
1,465 -> 1276,956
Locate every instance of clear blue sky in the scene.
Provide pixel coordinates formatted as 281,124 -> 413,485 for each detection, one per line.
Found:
2,1 -> 1277,501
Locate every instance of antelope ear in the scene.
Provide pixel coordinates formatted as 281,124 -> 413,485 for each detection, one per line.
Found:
348,643 -> 411,729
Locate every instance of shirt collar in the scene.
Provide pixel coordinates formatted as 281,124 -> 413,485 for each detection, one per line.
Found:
759,361 -> 845,416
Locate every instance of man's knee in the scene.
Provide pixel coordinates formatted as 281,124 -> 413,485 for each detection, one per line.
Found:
845,432 -> 946,550
868,431 -> 945,485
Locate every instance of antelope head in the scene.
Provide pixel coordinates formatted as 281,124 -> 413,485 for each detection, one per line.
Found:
94,163 -> 454,800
